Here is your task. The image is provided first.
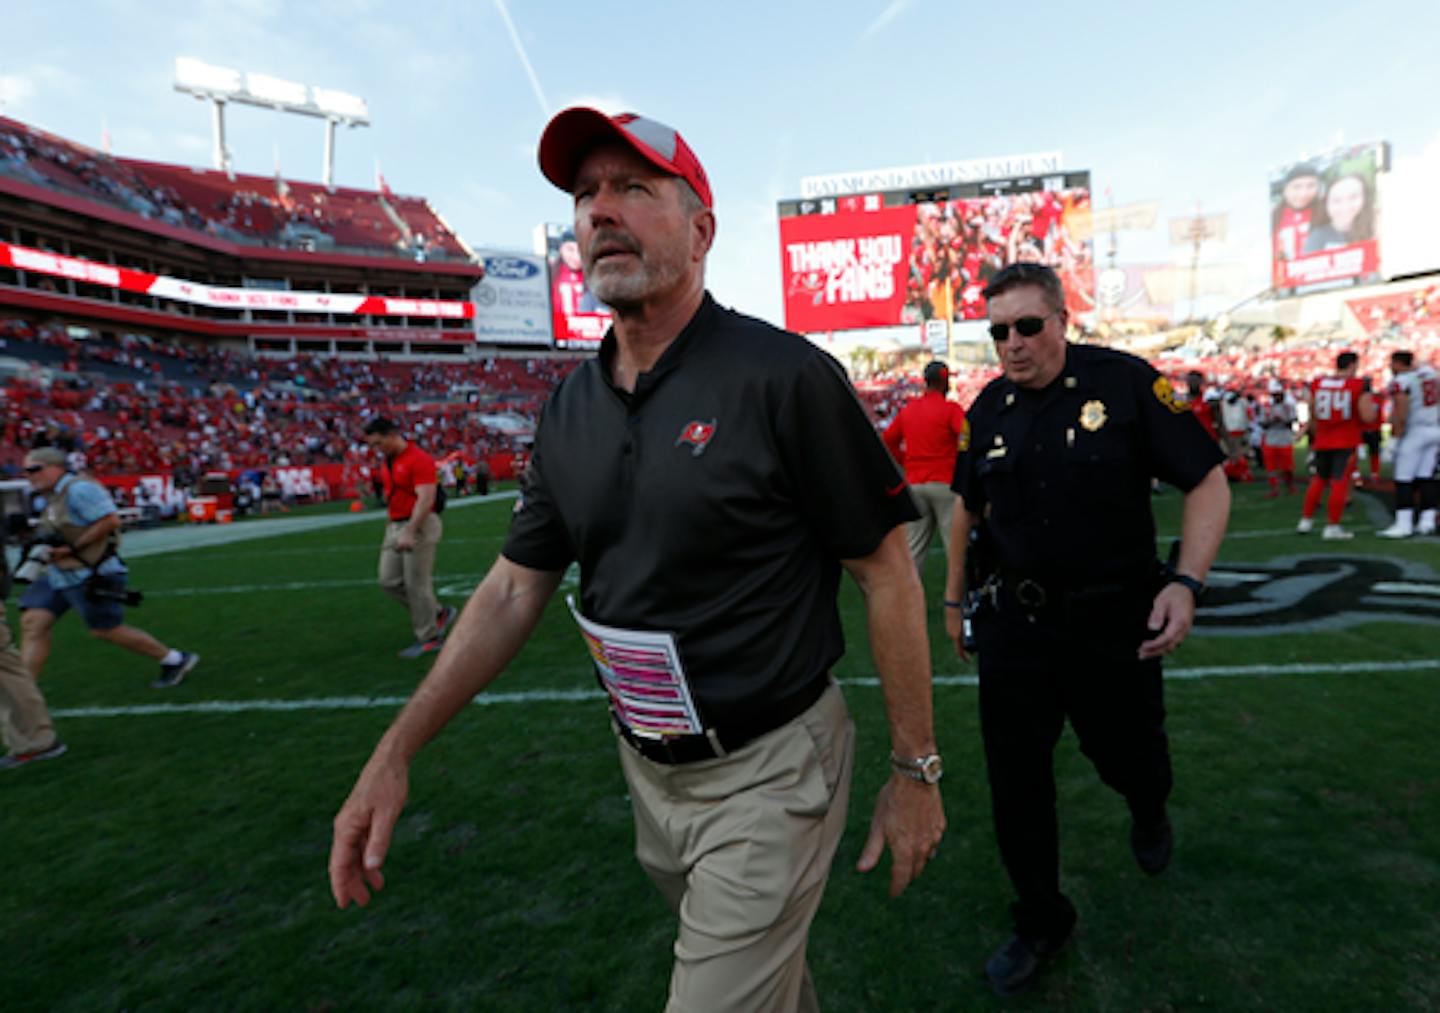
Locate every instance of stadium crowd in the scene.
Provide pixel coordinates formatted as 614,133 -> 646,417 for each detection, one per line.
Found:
1,115 -> 465,259
6,307 -> 1438,510
1,317 -> 577,485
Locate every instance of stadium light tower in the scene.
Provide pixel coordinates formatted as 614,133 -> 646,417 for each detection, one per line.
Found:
173,57 -> 371,187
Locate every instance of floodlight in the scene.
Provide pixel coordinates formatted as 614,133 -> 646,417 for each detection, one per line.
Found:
313,88 -> 369,122
173,56 -> 371,185
175,57 -> 241,96
246,72 -> 308,107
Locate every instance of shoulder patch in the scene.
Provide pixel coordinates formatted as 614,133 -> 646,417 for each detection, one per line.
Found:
958,418 -> 971,452
1152,376 -> 1187,414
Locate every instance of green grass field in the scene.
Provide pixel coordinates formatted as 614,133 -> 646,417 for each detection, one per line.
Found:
3,482 -> 1438,1011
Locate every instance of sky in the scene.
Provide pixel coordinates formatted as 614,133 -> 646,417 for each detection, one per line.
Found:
4,0 -> 1440,333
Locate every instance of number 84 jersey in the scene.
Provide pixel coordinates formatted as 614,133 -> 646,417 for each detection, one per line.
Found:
1309,375 -> 1367,450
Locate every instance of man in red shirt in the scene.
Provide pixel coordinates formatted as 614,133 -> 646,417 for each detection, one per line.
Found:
363,418 -> 453,657
1298,352 -> 1376,540
883,361 -> 969,576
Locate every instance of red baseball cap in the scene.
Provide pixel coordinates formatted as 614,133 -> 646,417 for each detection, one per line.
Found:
538,108 -> 713,209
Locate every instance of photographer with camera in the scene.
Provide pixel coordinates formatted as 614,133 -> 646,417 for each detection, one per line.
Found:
16,448 -> 198,703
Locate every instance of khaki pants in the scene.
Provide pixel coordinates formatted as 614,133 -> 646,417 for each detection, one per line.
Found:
377,514 -> 443,642
618,682 -> 855,1013
0,607 -> 55,755
903,482 -> 955,575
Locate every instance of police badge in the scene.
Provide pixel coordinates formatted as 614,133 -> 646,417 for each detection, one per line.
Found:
1079,400 -> 1107,432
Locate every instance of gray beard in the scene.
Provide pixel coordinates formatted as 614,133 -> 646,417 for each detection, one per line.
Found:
588,257 -> 684,311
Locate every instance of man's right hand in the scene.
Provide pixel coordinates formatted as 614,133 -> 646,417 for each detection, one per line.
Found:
944,605 -> 971,663
329,753 -> 410,908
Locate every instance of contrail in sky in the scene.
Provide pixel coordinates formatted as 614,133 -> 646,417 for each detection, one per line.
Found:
862,0 -> 913,39
493,0 -> 550,117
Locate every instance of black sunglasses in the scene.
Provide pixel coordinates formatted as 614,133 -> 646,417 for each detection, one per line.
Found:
23,464 -> 45,473
989,310 -> 1059,343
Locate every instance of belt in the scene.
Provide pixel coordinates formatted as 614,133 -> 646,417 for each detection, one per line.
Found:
616,674 -> 830,765
996,570 -> 1140,612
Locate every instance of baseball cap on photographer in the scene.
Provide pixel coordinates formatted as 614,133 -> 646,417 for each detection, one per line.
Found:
25,447 -> 66,467
539,108 -> 713,209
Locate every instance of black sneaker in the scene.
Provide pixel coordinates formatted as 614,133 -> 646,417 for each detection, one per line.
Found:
153,651 -> 200,689
984,931 -> 1070,997
1131,812 -> 1174,875
0,740 -> 68,771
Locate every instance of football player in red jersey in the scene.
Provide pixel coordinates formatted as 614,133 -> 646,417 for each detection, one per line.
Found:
1184,371 -> 1221,442
1297,352 -> 1376,539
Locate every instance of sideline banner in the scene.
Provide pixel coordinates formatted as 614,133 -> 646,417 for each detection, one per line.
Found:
0,241 -> 475,319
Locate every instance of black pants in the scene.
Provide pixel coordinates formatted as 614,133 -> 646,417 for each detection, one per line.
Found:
975,590 -> 1172,940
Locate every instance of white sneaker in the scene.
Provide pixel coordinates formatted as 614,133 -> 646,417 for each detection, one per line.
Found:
1322,524 -> 1354,540
1377,521 -> 1413,539
1419,524 -> 1438,536
1296,517 -> 1314,534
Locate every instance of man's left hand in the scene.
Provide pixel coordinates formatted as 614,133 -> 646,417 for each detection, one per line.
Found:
1139,581 -> 1196,659
856,774 -> 945,898
395,528 -> 417,552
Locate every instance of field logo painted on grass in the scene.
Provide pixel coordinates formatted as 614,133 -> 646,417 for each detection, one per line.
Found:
1201,554 -> 1440,635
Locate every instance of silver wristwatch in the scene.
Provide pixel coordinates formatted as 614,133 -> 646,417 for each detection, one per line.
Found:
890,751 -> 944,784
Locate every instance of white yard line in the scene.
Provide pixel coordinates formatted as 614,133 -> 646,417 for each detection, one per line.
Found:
121,491 -> 518,559
50,658 -> 1440,718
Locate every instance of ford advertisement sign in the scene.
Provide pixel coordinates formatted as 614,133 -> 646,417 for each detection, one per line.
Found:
472,249 -> 552,345
484,255 -> 542,281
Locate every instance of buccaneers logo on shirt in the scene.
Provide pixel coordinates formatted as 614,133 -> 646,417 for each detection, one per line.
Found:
676,419 -> 718,457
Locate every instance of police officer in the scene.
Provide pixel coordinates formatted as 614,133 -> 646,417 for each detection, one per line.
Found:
331,108 -> 945,1012
942,263 -> 1230,996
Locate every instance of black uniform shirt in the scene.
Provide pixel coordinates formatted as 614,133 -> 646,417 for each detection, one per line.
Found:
503,293 -> 917,725
952,344 -> 1223,586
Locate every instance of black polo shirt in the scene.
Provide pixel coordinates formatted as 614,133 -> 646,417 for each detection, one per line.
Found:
952,344 -> 1222,586
503,293 -> 917,725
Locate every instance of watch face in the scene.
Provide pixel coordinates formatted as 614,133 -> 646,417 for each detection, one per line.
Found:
921,755 -> 944,783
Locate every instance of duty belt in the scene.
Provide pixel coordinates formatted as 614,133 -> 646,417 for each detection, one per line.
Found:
616,674 -> 830,765
996,570 -> 1139,613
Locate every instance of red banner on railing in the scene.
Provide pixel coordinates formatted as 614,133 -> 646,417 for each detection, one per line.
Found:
0,241 -> 475,319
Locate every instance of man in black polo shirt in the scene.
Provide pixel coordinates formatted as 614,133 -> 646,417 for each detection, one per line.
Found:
330,108 -> 945,1012
942,263 -> 1230,996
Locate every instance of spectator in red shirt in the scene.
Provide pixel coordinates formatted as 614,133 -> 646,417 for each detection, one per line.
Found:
882,361 -> 969,576
363,418 -> 453,657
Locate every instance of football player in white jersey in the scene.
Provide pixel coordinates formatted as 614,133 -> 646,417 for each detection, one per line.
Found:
1378,350 -> 1440,537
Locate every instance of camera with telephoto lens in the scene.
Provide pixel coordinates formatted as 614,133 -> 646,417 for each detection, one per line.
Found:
12,532 -> 63,585
85,573 -> 143,607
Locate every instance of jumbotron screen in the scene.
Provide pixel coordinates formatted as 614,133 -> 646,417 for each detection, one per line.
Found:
542,222 -> 612,350
777,171 -> 1093,334
1270,142 -> 1387,295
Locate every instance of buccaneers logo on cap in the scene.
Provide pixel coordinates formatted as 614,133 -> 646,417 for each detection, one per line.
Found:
676,419 -> 717,457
